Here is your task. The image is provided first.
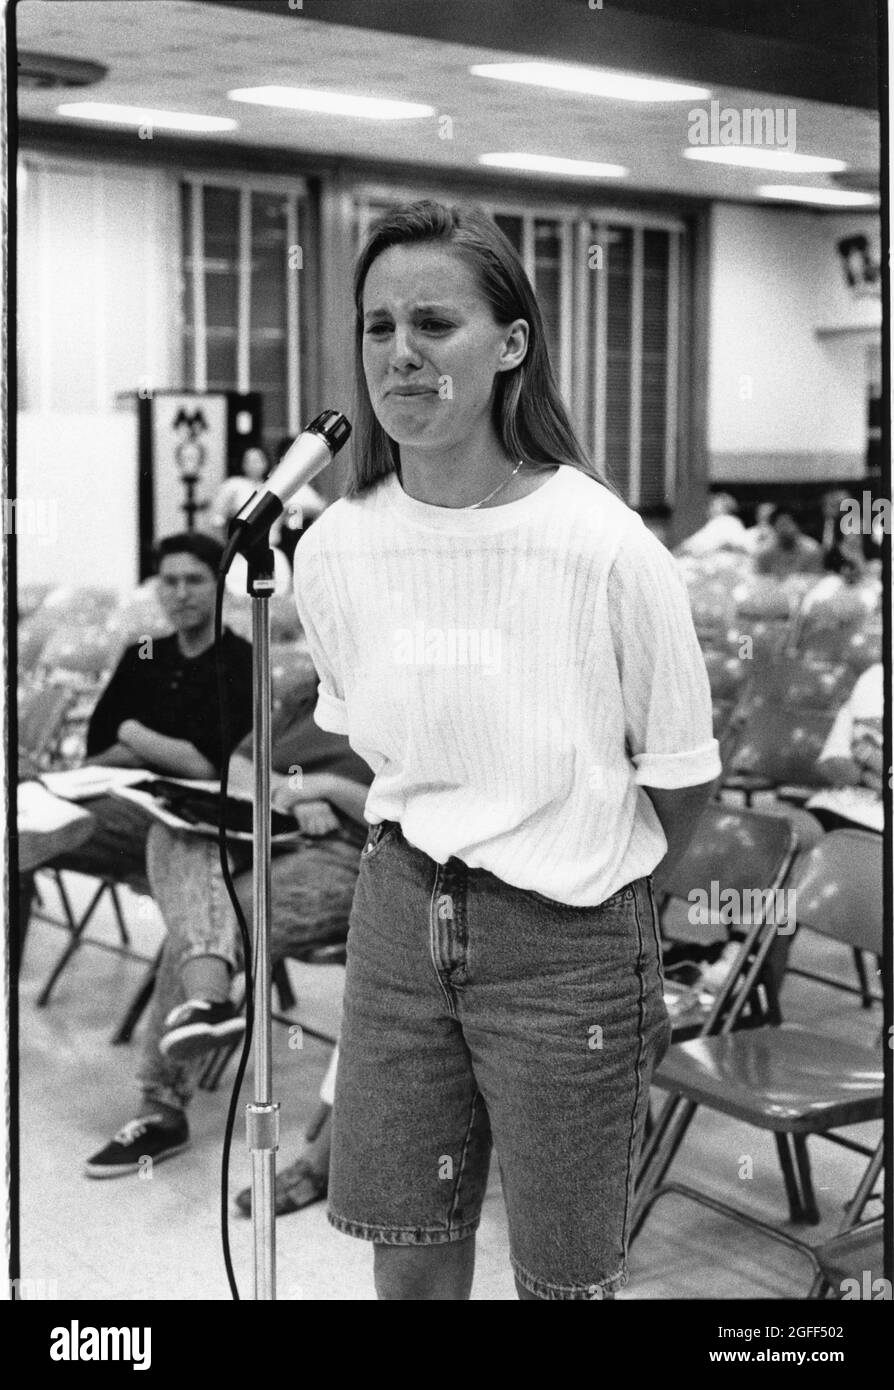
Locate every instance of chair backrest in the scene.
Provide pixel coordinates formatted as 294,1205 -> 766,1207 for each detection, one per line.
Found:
738,657 -> 855,718
655,804 -> 799,1033
654,802 -> 797,906
726,705 -> 835,786
790,829 -> 882,956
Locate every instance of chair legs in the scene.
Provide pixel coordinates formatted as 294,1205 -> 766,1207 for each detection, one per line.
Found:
793,1135 -> 820,1225
111,944 -> 164,1045
16,873 -> 36,975
840,1138 -> 884,1229
632,1094 -> 699,1241
772,1134 -> 820,1225
806,1139 -> 885,1298
774,1133 -> 803,1222
851,949 -> 873,1009
34,871 -> 156,1010
635,1181 -> 823,1287
637,1113 -> 824,1239
108,885 -> 132,949
272,960 -> 296,1012
198,1036 -> 241,1093
36,874 -> 111,1006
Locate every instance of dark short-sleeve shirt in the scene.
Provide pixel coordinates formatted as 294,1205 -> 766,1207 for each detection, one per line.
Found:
86,629 -> 253,772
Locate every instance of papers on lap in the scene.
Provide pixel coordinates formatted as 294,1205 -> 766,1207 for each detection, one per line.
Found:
39,766 -> 152,801
111,778 -> 301,844
805,785 -> 883,834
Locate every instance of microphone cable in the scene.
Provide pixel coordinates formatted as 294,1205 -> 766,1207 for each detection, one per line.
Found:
214,535 -> 257,1301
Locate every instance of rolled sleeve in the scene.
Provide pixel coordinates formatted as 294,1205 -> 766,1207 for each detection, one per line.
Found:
292,530 -> 350,735
632,741 -> 723,789
608,522 -> 722,790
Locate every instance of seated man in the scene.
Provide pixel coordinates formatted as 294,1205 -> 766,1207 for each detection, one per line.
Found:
84,672 -> 372,1219
38,532 -> 253,886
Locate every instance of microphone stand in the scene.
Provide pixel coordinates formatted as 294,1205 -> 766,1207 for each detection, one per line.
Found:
223,410 -> 350,1299
243,535 -> 279,1300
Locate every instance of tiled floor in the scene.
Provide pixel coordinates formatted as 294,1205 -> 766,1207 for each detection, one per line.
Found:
16,872 -> 882,1301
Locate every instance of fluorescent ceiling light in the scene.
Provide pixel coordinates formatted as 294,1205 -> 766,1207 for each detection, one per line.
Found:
479,153 -> 627,178
757,185 -> 879,207
684,147 -> 846,173
471,62 -> 710,102
56,102 -> 236,132
229,87 -> 434,119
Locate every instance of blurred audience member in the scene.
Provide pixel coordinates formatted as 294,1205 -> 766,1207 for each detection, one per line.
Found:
675,492 -> 749,558
744,501 -> 777,557
753,508 -> 823,579
806,662 -> 883,833
209,447 -> 280,546
787,534 -> 879,654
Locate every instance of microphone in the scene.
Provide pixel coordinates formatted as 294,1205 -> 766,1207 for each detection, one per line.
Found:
227,409 -> 351,557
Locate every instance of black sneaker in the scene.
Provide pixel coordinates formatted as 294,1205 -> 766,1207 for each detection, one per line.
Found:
159,998 -> 245,1062
84,1113 -> 190,1178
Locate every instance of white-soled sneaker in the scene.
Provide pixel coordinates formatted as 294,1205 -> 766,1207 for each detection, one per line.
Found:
159,999 -> 245,1062
84,1113 -> 190,1178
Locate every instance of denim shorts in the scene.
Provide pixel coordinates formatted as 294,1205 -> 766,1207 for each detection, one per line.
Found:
327,819 -> 672,1300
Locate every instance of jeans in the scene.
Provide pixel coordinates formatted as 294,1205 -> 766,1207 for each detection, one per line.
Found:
328,819 -> 672,1300
137,822 -> 361,1112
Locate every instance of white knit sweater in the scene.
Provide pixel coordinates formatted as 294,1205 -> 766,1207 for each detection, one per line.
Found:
292,464 -> 721,906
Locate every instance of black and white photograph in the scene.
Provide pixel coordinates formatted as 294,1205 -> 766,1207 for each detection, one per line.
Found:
4,0 -> 891,1333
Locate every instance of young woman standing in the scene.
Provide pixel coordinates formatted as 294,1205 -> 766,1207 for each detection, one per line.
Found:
293,200 -> 720,1300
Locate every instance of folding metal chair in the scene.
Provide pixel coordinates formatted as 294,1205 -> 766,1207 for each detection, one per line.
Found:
34,869 -> 154,1007
809,1219 -> 886,1300
722,704 -> 835,806
807,1135 -> 885,1298
633,830 -> 882,1252
654,803 -> 798,1043
735,657 -> 856,722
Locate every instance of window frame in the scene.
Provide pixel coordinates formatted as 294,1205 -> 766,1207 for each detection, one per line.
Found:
180,171 -> 309,440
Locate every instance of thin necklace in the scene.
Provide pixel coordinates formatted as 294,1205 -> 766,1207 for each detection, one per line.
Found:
465,459 -> 524,510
